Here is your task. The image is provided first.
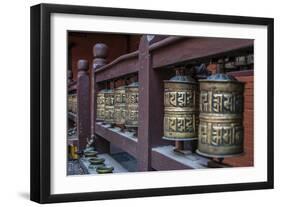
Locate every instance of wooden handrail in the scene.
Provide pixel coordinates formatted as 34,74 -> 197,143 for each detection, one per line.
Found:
149,36 -> 184,51
95,50 -> 139,73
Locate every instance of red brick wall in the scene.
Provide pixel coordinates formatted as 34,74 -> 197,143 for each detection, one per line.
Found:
224,72 -> 254,167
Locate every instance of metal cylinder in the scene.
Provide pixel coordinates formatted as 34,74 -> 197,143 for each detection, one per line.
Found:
104,89 -> 115,124
197,73 -> 244,158
68,94 -> 77,113
163,69 -> 198,141
125,82 -> 139,128
114,85 -> 126,125
96,89 -> 106,122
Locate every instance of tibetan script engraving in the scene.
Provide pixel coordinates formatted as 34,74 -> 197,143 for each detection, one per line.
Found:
199,123 -> 243,146
200,91 -> 243,113
165,90 -> 194,107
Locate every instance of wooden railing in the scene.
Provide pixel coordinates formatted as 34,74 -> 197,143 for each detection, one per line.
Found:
88,35 -> 254,171
67,60 -> 91,150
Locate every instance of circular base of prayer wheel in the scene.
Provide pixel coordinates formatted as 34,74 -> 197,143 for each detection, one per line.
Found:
196,149 -> 244,158
162,136 -> 197,141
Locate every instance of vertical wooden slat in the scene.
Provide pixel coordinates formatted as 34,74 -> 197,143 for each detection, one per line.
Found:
77,60 -> 91,150
137,35 -> 171,171
91,44 -> 110,153
137,35 -> 151,171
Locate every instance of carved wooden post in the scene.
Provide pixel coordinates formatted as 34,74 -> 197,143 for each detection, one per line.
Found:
137,36 -> 153,171
138,35 -> 172,171
91,43 -> 108,136
77,59 -> 91,150
91,43 -> 110,153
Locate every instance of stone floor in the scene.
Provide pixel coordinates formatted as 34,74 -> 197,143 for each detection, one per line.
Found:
67,159 -> 84,175
111,152 -> 137,172
67,152 -> 137,175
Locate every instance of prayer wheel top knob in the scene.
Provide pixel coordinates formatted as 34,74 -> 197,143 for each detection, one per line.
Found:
165,67 -> 197,84
206,73 -> 238,81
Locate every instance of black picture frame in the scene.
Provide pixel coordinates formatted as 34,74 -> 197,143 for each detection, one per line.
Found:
30,3 -> 274,204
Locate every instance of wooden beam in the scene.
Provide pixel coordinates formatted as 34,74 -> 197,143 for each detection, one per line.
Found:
95,51 -> 139,82
95,123 -> 138,157
151,37 -> 253,68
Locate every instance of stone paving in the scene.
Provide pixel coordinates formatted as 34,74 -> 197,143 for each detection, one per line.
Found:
67,159 -> 84,175
67,152 -> 137,175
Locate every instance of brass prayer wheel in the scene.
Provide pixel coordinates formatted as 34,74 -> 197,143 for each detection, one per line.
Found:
104,88 -> 115,125
197,71 -> 244,158
125,82 -> 139,128
68,94 -> 77,113
114,85 -> 126,125
67,95 -> 72,112
96,89 -> 106,122
163,68 -> 198,141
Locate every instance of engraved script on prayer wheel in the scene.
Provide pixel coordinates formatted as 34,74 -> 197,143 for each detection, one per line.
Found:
125,82 -> 139,128
163,69 -> 198,141
96,89 -> 106,122
104,89 -> 115,124
197,73 -> 244,157
114,85 -> 126,125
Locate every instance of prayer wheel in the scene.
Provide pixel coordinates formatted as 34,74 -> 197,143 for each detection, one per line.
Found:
163,68 -> 198,141
104,88 -> 115,125
114,85 -> 126,125
197,69 -> 244,158
125,81 -> 139,129
68,94 -> 77,113
96,89 -> 106,122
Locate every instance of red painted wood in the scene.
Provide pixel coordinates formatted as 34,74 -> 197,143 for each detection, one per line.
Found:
137,36 -> 151,171
151,150 -> 193,170
151,37 -> 253,69
227,70 -> 254,77
77,60 -> 91,150
95,124 -> 137,157
69,32 -> 140,81
95,51 -> 139,82
137,36 -> 173,171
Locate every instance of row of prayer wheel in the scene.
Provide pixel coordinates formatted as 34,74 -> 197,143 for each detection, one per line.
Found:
96,81 -> 139,131
95,67 -> 244,158
163,65 -> 244,158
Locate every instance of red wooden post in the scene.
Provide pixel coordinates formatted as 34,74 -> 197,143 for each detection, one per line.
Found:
91,43 -> 108,136
77,59 -> 91,150
91,44 -> 110,153
137,35 -> 171,171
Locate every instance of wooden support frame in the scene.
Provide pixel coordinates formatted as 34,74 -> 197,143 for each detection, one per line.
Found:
93,35 -> 254,171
